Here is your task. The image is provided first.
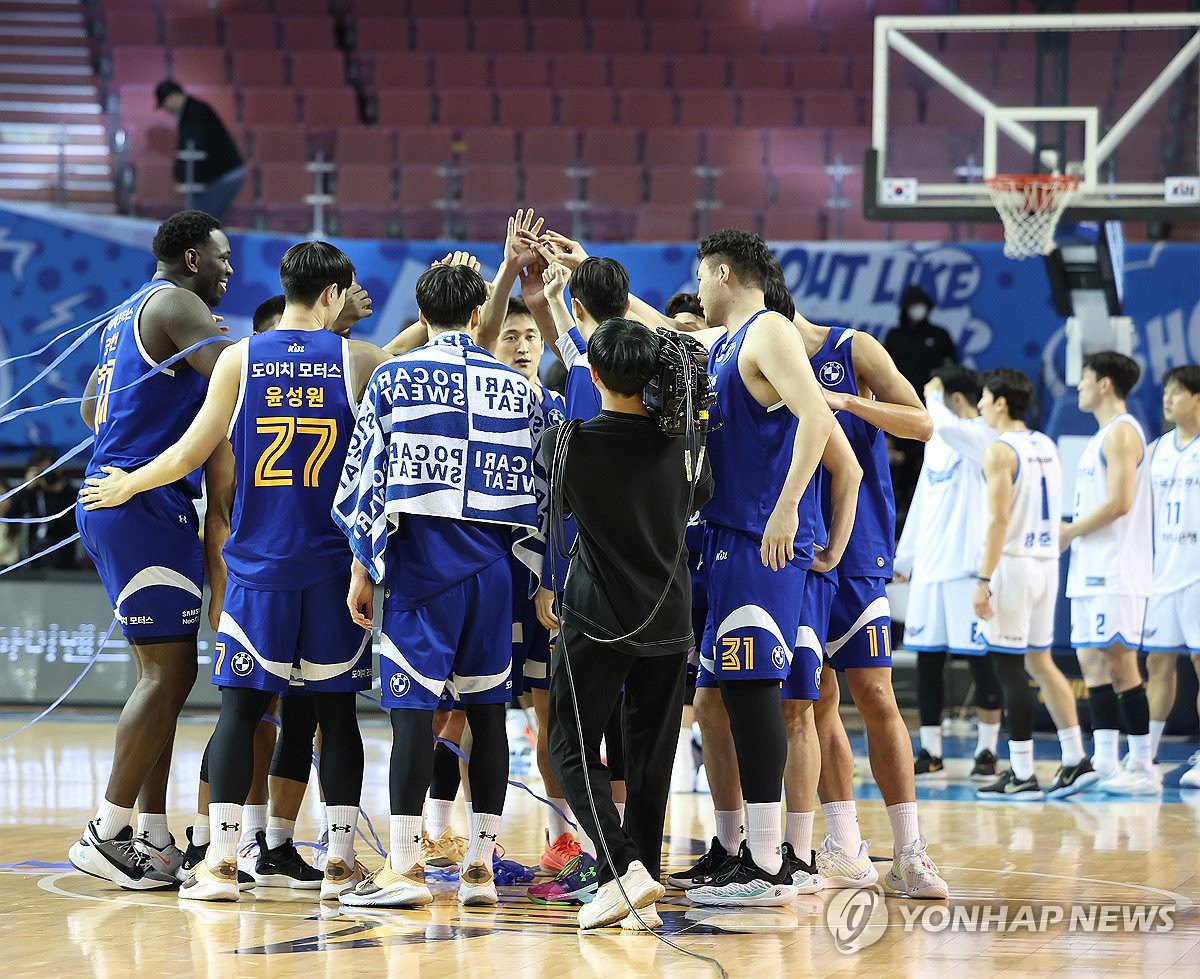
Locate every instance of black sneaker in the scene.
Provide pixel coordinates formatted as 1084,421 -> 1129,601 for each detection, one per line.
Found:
68,822 -> 179,891
685,842 -> 797,907
970,748 -> 998,780
1046,756 -> 1100,799
975,769 -> 1044,801
180,826 -> 255,890
665,836 -> 734,889
251,830 -> 323,889
915,748 -> 945,778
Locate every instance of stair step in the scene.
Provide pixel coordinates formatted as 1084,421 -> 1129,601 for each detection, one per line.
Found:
0,101 -> 103,123
0,144 -> 111,161
0,121 -> 107,146
0,65 -> 94,80
0,161 -> 112,177
0,44 -> 91,61
0,11 -> 83,26
0,22 -> 86,38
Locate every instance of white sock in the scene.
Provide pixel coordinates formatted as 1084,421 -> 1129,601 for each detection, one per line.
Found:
265,816 -> 296,850
976,721 -> 1000,756
464,811 -> 501,868
1149,719 -> 1167,762
389,814 -> 423,871
465,802 -> 474,829
208,803 -> 243,866
1058,725 -> 1085,767
1128,733 -> 1153,768
821,800 -> 861,852
425,798 -> 454,839
325,806 -> 358,867
1009,739 -> 1035,781
785,811 -> 815,857
615,801 -> 626,823
1094,729 -> 1121,772
241,803 -> 268,848
745,801 -> 783,875
714,809 -> 744,853
886,802 -> 920,855
672,727 -> 695,784
547,798 -> 572,841
93,800 -> 133,841
136,812 -> 170,849
919,725 -> 943,758
192,814 -> 210,847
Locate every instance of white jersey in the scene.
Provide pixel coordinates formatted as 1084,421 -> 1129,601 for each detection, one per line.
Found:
895,405 -> 994,582
998,429 -> 1062,559
1066,413 -> 1153,598
1149,430 -> 1200,594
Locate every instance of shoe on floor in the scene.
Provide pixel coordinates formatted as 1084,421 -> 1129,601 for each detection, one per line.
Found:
528,853 -> 599,905
815,834 -> 880,889
664,836 -> 734,889
421,828 -> 466,870
540,830 -> 582,876
1046,757 -> 1100,799
970,748 -> 998,780
1180,763 -> 1200,789
339,859 -> 433,908
1102,758 -> 1163,796
180,827 -> 255,890
250,831 -> 323,889
459,860 -> 499,906
782,841 -> 824,894
914,748 -> 945,779
68,822 -> 180,891
179,858 -> 240,902
578,860 -> 665,929
321,857 -> 368,901
620,902 -> 662,930
686,842 -> 796,908
975,769 -> 1044,801
884,836 -> 949,900
136,833 -> 186,879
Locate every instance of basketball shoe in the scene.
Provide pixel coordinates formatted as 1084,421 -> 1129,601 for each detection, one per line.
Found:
339,859 -> 433,908
970,748 -> 998,780
179,858 -> 240,902
815,834 -> 880,889
421,828 -> 466,870
321,857 -> 369,901
686,843 -> 796,907
1180,751 -> 1200,789
975,769 -> 1044,800
459,861 -> 499,906
528,853 -> 599,905
914,748 -> 945,779
1046,757 -> 1100,799
247,830 -> 323,888
540,830 -> 582,875
620,903 -> 662,930
69,822 -> 179,891
664,837 -> 733,889
1102,758 -> 1163,796
179,826 -> 255,890
782,841 -> 824,894
578,860 -> 665,929
884,836 -> 949,900
135,832 -> 186,878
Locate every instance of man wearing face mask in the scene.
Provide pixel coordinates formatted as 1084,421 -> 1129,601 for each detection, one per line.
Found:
884,285 -> 958,521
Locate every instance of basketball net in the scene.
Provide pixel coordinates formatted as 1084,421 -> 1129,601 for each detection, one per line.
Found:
984,174 -> 1079,260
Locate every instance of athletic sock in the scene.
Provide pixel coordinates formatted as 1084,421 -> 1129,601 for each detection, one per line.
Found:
1057,725 -> 1085,767
94,800 -> 133,842
886,802 -> 920,856
192,814 -> 211,847
425,798 -> 454,839
745,801 -> 783,875
464,811 -> 501,868
785,811 -> 815,857
136,812 -> 170,848
821,800 -> 862,852
388,815 -> 423,872
919,725 -> 943,758
241,803 -> 268,848
976,721 -> 1001,756
325,806 -> 358,868
1093,729 -> 1121,773
547,798 -> 572,841
1149,719 -> 1167,762
265,816 -> 296,850
714,809 -> 745,853
614,801 -> 626,823
208,803 -> 243,866
1128,733 -> 1153,769
1009,740 -> 1035,781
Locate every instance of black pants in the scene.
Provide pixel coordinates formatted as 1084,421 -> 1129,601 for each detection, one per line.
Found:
548,621 -> 685,886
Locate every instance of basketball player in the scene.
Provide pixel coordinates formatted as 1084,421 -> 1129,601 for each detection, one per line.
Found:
252,295 -> 285,333
80,241 -> 388,902
1143,365 -> 1200,788
895,367 -> 1004,778
971,369 -> 1097,800
682,230 -> 833,905
69,210 -> 234,890
1061,352 -> 1158,795
335,264 -> 544,909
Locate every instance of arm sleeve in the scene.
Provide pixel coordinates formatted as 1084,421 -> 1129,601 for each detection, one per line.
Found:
927,393 -> 994,464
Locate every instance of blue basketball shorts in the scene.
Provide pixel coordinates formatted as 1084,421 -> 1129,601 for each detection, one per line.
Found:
512,590 -> 553,696
76,484 -> 203,642
780,568 -> 837,701
826,574 -> 893,671
696,523 -> 807,686
380,556 -> 514,710
213,572 -> 373,695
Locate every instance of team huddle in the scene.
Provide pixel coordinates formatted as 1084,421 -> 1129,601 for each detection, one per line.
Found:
65,208 -> 1198,928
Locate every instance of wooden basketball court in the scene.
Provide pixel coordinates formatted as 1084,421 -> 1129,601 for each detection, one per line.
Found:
2,713 -> 1197,977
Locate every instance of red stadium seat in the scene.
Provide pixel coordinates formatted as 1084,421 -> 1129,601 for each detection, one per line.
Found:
414,18 -> 470,52
335,162 -> 397,238
431,54 -> 489,91
762,209 -> 824,242
522,164 -> 578,208
493,54 -> 551,89
529,0 -> 584,15
260,164 -> 322,234
105,11 -> 159,50
590,20 -> 647,54
633,204 -> 696,241
521,127 -> 579,166
672,55 -> 730,89
762,25 -> 824,56
455,127 -> 518,165
803,91 -> 863,127
792,56 -> 849,89
170,47 -> 228,86
619,89 -> 676,127
222,14 -> 278,49
375,88 -> 436,126
474,18 -> 530,54
698,0 -> 750,17
739,91 -> 799,127
529,20 -> 587,53
411,0 -> 467,14
647,164 -> 703,206
398,165 -> 450,238
357,52 -> 429,90
549,53 -> 608,89
558,89 -> 617,126
187,84 -> 239,125
611,54 -> 669,90
710,166 -> 770,209
678,90 -> 737,128
587,0 -> 641,17
731,56 -> 789,90
586,164 -> 645,207
164,14 -> 220,48
826,26 -> 873,55
296,52 -> 349,88
131,159 -> 180,219
648,20 -> 704,54
580,128 -> 640,166
460,165 -> 520,210
335,126 -> 394,165
241,86 -> 299,125
766,127 -> 827,168
353,18 -> 413,55
109,46 -> 170,88
437,89 -> 496,127
703,128 -> 766,168
644,127 -> 704,166
643,0 -> 699,17
281,17 -> 339,52
395,126 -> 457,165
497,88 -> 555,127
827,127 -> 871,167
244,125 -> 308,164
704,21 -> 762,56
231,50 -> 286,87
699,205 -> 762,236
301,88 -> 359,128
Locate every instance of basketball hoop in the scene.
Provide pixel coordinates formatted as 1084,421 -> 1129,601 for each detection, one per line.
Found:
985,174 -> 1079,260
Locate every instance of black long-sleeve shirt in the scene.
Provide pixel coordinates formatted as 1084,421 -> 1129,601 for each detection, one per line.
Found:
175,97 -> 243,185
543,411 -> 713,656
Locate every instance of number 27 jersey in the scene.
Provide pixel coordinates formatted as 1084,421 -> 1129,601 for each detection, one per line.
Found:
225,329 -> 356,590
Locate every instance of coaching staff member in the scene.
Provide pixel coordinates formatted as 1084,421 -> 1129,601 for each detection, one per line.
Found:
543,318 -> 713,930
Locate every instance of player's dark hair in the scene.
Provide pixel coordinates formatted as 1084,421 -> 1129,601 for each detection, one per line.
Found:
152,210 -> 222,263
252,295 -> 287,333
933,364 -> 982,405
506,295 -> 531,318
568,257 -> 629,324
982,368 -> 1033,420
763,273 -> 796,321
154,79 -> 183,106
588,317 -> 660,397
1082,350 -> 1140,399
665,292 -> 703,317
279,241 -> 354,308
1163,364 -> 1200,396
415,263 -> 487,330
696,228 -> 774,289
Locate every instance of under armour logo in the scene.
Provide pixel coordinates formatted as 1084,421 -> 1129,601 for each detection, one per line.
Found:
331,824 -> 352,833
412,834 -> 421,843
739,825 -> 745,835
220,821 -> 240,832
479,831 -> 497,841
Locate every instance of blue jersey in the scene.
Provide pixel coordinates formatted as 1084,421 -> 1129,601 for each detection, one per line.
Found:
811,326 -> 895,577
88,280 -> 209,497
559,326 -> 602,421
539,386 -> 574,591
384,514 -> 509,610
224,329 -> 356,590
701,310 -> 819,557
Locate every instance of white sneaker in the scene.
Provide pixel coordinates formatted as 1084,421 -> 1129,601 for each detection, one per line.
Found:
321,857 -> 367,901
884,836 -> 949,900
815,834 -> 879,889
578,860 -> 665,929
1180,764 -> 1200,789
339,860 -> 433,908
458,860 -> 499,907
620,902 -> 662,930
1102,758 -> 1163,796
135,834 -> 186,878
179,859 -> 240,902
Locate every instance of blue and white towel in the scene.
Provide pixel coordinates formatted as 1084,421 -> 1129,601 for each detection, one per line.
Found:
333,331 -> 546,585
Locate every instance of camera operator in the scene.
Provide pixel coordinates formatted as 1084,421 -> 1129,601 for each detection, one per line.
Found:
544,317 -> 713,930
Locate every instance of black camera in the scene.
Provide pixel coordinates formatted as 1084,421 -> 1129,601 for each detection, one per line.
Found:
642,331 -> 714,437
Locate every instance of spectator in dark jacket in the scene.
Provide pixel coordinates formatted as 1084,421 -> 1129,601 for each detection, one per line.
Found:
155,80 -> 246,220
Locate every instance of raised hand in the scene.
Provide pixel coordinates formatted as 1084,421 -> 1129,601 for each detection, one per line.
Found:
434,250 -> 482,272
505,208 -> 545,269
537,230 -> 589,270
330,281 -> 373,336
542,262 -> 570,303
